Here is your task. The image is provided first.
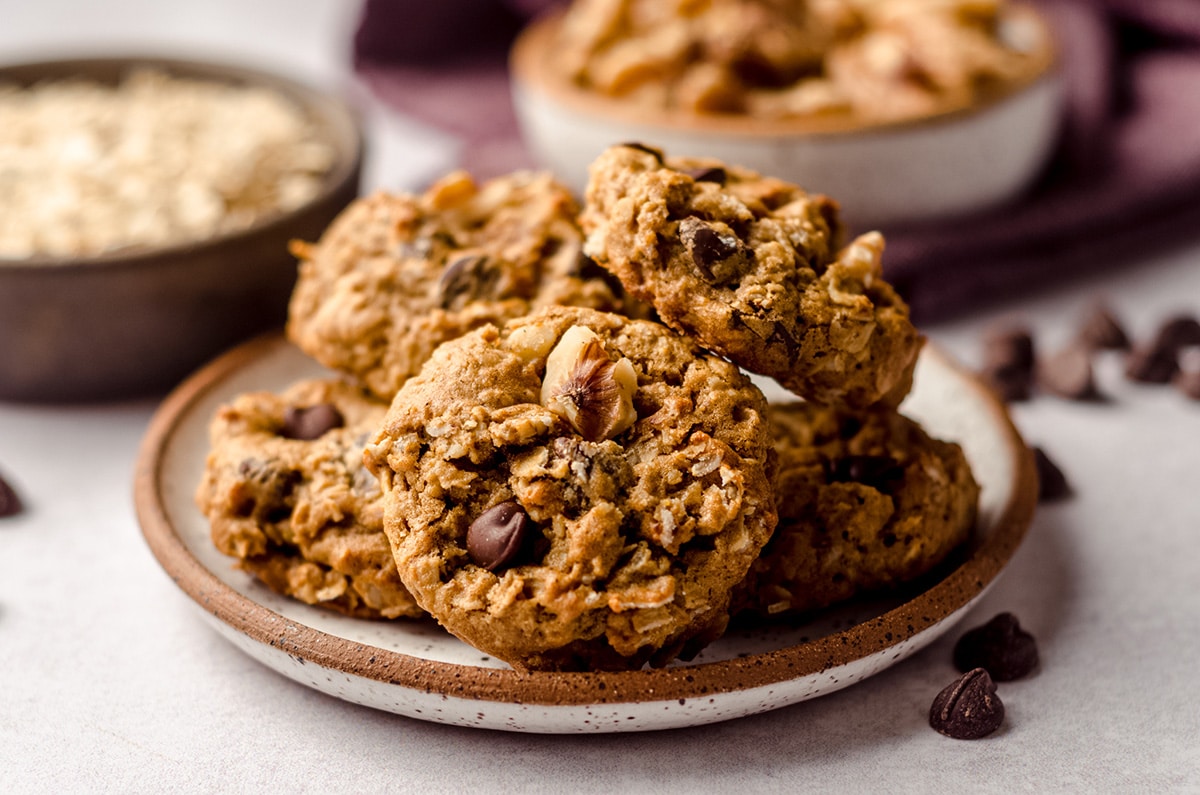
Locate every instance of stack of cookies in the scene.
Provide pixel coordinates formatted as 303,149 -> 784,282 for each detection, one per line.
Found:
196,144 -> 979,672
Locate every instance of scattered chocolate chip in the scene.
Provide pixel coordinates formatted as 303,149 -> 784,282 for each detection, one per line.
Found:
437,254 -> 496,310
619,142 -> 664,163
0,472 -> 23,518
682,165 -> 727,185
953,613 -> 1039,681
281,404 -> 344,441
831,455 -> 906,493
1153,314 -> 1200,351
467,501 -> 533,572
980,326 -> 1035,402
1032,446 -> 1070,502
1125,343 -> 1178,384
1038,342 -> 1102,401
679,217 -> 752,284
930,668 -> 1005,740
1077,302 -> 1129,350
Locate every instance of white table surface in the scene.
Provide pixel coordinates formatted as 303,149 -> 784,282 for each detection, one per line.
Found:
2,3 -> 1199,792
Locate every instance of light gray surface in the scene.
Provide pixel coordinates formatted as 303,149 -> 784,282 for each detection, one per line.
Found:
2,3 -> 1199,792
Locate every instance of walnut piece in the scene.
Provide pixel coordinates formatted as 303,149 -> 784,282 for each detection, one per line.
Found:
540,325 -> 638,442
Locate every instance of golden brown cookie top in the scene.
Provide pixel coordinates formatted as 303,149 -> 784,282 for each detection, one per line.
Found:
287,170 -> 635,400
196,378 -> 423,620
365,305 -> 778,670
581,143 -> 921,407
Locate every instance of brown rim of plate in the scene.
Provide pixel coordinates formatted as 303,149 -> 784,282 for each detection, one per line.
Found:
134,332 -> 1038,707
510,3 -> 1058,139
0,55 -> 363,272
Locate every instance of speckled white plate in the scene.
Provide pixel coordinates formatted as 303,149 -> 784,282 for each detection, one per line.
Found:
135,333 -> 1036,733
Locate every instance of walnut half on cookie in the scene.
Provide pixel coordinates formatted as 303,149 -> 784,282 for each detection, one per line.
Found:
580,143 -> 922,408
364,306 -> 777,671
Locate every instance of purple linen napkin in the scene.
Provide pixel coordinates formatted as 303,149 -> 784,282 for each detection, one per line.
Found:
352,0 -> 1200,321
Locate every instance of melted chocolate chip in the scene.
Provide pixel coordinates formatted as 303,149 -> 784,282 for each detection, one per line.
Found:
953,612 -> 1039,681
682,165 -> 727,185
281,404 -> 344,441
0,472 -> 22,518
1032,446 -> 1070,502
1038,342 -> 1102,401
930,668 -> 1005,740
679,217 -> 752,284
1077,303 -> 1129,350
831,455 -> 906,493
619,142 -> 664,163
437,254 -> 496,310
467,501 -> 533,572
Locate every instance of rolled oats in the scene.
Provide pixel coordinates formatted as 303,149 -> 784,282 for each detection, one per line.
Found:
0,69 -> 335,259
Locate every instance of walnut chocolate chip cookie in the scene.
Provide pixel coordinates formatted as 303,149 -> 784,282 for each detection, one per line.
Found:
196,378 -> 423,620
732,401 -> 979,620
287,169 -> 641,401
363,305 -> 778,671
581,143 -> 922,408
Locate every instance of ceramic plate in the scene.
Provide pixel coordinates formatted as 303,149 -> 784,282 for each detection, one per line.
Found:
135,333 -> 1036,733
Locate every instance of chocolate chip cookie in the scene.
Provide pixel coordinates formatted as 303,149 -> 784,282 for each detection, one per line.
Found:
581,143 -> 921,408
287,169 -> 640,400
196,378 -> 423,620
364,305 -> 777,671
732,401 -> 978,619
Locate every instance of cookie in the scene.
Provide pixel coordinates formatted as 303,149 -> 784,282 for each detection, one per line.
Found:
580,143 -> 921,408
287,169 -> 640,400
196,378 -> 423,620
732,401 -> 978,619
364,305 -> 778,671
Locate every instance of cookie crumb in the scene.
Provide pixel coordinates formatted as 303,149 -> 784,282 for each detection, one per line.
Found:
1032,446 -> 1070,502
0,471 -> 22,518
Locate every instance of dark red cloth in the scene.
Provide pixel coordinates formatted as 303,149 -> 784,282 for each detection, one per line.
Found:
352,0 -> 1200,321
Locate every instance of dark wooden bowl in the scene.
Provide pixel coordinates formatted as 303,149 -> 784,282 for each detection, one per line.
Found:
0,56 -> 363,402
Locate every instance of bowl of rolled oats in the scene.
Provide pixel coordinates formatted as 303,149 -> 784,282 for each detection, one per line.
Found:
510,0 -> 1061,228
0,56 -> 363,402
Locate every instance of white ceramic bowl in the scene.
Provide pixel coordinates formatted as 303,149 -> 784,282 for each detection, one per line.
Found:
511,5 -> 1062,229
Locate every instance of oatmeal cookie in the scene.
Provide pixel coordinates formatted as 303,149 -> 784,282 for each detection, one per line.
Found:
581,143 -> 921,408
196,378 -> 422,620
287,169 -> 640,400
364,305 -> 777,671
732,401 -> 979,619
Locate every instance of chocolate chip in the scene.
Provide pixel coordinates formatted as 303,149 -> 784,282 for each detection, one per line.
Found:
953,612 -> 1039,681
929,668 -> 1005,740
679,217 -> 752,284
980,326 -> 1035,402
1153,314 -> 1200,351
1125,343 -> 1178,384
831,455 -> 906,493
619,142 -> 664,163
437,254 -> 496,310
281,404 -> 344,440
0,472 -> 22,518
1032,446 -> 1070,502
1077,302 -> 1129,350
1038,342 -> 1102,401
467,501 -> 533,572
682,165 -> 727,185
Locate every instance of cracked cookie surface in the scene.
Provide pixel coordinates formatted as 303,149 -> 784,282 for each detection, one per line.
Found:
196,378 -> 422,620
364,305 -> 777,671
733,401 -> 979,620
288,170 -> 640,400
581,143 -> 921,408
